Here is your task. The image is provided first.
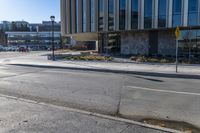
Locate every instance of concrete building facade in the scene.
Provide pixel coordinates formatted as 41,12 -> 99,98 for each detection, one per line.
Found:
61,0 -> 200,56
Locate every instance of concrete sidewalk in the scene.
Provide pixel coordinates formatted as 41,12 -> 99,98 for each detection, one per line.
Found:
3,54 -> 200,79
0,95 -> 174,133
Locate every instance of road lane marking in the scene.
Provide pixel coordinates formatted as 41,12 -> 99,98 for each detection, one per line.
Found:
125,86 -> 200,96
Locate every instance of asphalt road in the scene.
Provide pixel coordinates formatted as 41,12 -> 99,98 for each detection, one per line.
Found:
0,64 -> 199,126
0,52 -> 200,131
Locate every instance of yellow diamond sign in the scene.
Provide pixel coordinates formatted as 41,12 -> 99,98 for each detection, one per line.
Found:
175,26 -> 180,39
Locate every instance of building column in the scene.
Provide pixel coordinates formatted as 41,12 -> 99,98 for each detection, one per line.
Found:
77,0 -> 83,33
66,0 -> 71,34
85,0 -> 91,32
167,0 -> 173,28
60,0 -> 66,36
182,0 -> 188,27
104,0 -> 108,31
139,0 -> 144,29
94,0 -> 98,32
126,0 -> 131,30
114,0 -> 119,31
153,0 -> 159,28
71,0 -> 76,33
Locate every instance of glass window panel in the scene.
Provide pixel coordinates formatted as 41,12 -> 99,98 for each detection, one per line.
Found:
98,0 -> 104,31
189,0 -> 198,12
172,0 -> 182,27
158,0 -> 166,28
108,0 -> 114,31
119,0 -> 126,30
144,0 -> 152,29
173,14 -> 181,27
188,0 -> 198,26
131,0 -> 138,29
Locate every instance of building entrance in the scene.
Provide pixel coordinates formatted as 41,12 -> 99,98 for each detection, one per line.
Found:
98,33 -> 121,55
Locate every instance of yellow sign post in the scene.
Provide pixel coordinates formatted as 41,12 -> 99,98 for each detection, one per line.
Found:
175,26 -> 180,39
175,26 -> 180,73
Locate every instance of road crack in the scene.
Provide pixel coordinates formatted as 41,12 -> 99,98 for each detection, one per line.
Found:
119,125 -> 130,133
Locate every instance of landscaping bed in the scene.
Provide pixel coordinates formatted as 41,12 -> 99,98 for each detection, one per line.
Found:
130,55 -> 200,64
130,56 -> 175,63
64,55 -> 113,61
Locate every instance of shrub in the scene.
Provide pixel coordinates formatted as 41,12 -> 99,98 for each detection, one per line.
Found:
147,58 -> 160,63
130,56 -> 175,63
160,59 -> 169,63
64,55 -> 113,61
136,56 -> 147,62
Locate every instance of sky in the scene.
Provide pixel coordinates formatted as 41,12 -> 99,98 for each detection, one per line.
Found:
0,0 -> 60,23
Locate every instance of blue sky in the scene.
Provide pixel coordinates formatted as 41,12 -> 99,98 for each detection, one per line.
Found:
0,0 -> 60,23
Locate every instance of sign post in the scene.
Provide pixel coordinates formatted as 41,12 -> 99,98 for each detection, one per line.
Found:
175,26 -> 180,73
176,39 -> 178,73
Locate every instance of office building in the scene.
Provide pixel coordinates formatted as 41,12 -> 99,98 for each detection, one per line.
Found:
61,0 -> 200,56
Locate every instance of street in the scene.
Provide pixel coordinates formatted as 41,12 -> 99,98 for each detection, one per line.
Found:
0,52 -> 200,132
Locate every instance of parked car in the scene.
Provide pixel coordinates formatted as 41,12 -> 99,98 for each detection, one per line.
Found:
8,46 -> 18,51
17,47 -> 29,52
2,47 -> 9,51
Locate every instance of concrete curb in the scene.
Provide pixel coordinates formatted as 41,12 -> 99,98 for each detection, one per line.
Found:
0,93 -> 181,133
9,63 -> 200,79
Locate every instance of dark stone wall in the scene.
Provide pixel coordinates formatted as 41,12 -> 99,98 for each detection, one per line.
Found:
158,30 -> 176,56
121,31 -> 149,55
120,30 -> 176,56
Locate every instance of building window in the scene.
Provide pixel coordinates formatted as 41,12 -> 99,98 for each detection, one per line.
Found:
144,0 -> 152,29
90,0 -> 95,32
119,0 -> 126,30
108,0 -> 114,31
98,0 -> 104,31
172,0 -> 182,27
131,0 -> 138,29
188,0 -> 198,26
82,0 -> 87,32
158,0 -> 167,28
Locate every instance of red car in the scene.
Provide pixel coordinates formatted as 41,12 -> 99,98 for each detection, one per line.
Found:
18,47 -> 29,52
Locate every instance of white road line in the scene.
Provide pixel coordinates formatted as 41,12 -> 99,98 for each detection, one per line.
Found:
125,86 -> 200,96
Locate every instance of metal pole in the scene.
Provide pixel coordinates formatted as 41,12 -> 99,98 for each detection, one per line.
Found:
176,39 -> 178,73
189,27 -> 192,63
36,26 -> 39,51
52,21 -> 55,61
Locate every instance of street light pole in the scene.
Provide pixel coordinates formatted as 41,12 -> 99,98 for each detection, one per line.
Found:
50,16 -> 55,61
189,27 -> 192,64
36,26 -> 39,50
